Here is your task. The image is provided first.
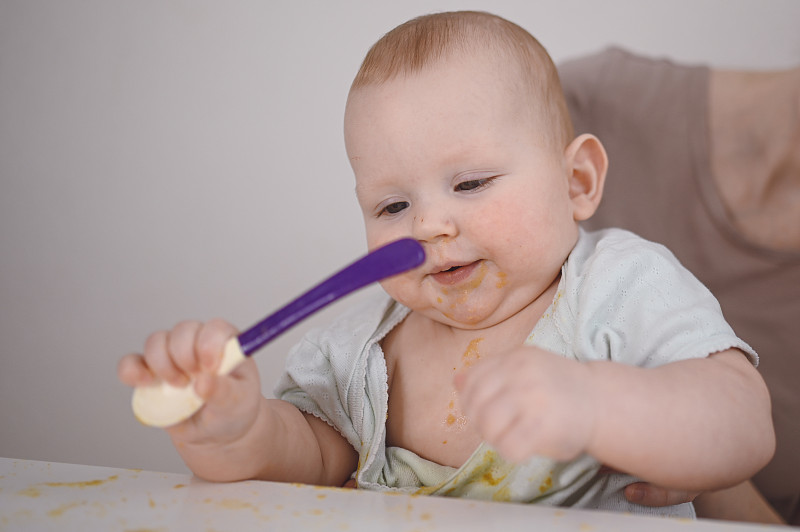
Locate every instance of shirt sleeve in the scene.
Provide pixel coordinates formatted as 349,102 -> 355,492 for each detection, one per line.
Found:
273,292 -> 404,454
274,331 -> 364,451
566,229 -> 758,368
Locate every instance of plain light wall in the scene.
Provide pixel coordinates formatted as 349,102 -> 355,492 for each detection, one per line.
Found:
1,0 -> 798,475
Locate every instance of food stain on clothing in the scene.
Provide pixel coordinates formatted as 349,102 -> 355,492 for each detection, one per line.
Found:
539,474 -> 553,494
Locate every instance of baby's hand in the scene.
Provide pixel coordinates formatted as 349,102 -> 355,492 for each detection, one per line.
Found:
118,320 -> 262,444
454,346 -> 598,463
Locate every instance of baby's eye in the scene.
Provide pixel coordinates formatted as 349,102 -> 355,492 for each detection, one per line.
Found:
455,177 -> 495,192
380,201 -> 409,216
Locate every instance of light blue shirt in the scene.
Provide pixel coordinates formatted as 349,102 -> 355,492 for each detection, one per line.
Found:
275,228 -> 756,518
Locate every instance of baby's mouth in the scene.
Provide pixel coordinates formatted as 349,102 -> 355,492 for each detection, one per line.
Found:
431,260 -> 481,285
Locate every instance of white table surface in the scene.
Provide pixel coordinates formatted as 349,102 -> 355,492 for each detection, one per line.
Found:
0,457 -> 786,531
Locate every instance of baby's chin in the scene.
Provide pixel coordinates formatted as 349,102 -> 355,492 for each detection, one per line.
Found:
410,299 -> 507,330
382,282 -> 510,329
436,306 -> 490,328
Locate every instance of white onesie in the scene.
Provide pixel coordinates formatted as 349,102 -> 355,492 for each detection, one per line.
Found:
275,228 -> 757,518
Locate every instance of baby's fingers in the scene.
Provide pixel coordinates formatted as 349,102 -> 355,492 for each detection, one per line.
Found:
454,357 -> 507,416
143,330 -> 190,387
167,321 -> 203,375
117,353 -> 155,387
196,319 -> 239,372
624,482 -> 699,507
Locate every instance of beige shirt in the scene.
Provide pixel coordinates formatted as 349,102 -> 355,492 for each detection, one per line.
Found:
559,47 -> 800,524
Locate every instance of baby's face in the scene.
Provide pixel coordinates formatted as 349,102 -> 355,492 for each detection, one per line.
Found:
345,52 -> 581,329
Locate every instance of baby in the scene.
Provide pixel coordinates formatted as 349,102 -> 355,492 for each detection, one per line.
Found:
118,11 -> 774,517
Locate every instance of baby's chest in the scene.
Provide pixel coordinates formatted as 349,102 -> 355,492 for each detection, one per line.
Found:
383,341 -> 486,468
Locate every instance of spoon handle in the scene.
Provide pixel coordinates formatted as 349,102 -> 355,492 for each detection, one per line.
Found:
238,238 -> 424,356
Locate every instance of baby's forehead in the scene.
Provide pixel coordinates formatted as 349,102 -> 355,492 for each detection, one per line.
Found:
350,49 -> 532,103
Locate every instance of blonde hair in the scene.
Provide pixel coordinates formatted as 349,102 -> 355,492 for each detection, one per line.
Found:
350,11 -> 574,148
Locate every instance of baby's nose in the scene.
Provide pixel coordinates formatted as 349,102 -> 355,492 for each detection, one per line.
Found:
411,207 -> 458,243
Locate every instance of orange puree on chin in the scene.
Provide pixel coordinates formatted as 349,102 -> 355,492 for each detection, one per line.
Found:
455,262 -> 489,304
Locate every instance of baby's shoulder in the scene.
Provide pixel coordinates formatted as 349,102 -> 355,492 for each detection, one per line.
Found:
563,227 -> 708,313
568,228 -> 686,282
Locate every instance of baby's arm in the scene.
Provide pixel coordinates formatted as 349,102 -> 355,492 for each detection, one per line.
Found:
118,320 -> 357,485
582,348 -> 774,490
456,346 -> 774,492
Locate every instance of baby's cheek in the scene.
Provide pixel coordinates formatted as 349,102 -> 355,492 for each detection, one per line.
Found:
378,277 -> 415,306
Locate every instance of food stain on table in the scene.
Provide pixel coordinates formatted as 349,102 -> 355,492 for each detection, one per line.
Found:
46,501 -> 85,518
17,486 -> 41,498
43,474 -> 119,489
205,497 -> 273,523
218,498 -> 258,511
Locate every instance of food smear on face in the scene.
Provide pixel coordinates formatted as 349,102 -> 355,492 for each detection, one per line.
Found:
495,271 -> 507,288
437,263 -> 490,324
453,262 -> 489,305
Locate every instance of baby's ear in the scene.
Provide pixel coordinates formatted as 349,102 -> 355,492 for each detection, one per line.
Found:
564,134 -> 607,221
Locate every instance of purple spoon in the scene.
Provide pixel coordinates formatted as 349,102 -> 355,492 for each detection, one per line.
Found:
237,237 -> 424,356
132,238 -> 425,427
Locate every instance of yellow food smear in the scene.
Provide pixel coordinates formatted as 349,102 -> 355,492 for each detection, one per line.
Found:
462,338 -> 483,368
440,262 -> 490,307
481,469 -> 504,486
17,486 -> 41,498
443,394 -> 467,431
218,498 -> 258,511
44,475 -> 118,488
454,263 -> 489,305
47,501 -> 84,518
